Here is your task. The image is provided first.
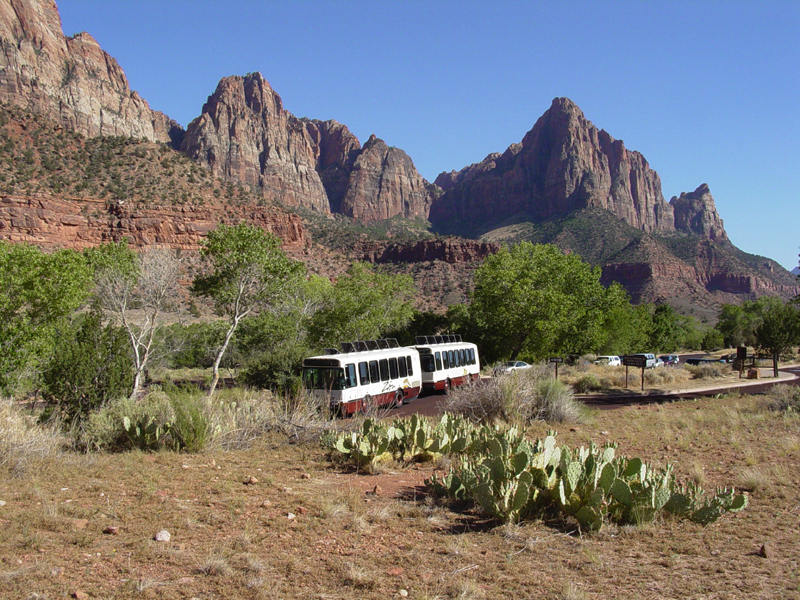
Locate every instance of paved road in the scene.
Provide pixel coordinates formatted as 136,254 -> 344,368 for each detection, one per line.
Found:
392,364 -> 800,417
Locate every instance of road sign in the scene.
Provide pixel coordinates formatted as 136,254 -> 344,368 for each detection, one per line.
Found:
549,357 -> 563,363
622,355 -> 647,368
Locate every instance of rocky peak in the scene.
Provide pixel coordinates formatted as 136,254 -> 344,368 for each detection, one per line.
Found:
0,0 -> 180,143
181,73 -> 331,213
182,72 -> 435,221
339,134 -> 433,221
429,97 -> 674,236
670,183 -> 728,241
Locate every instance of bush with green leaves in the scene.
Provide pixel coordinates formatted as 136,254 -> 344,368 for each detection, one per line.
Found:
80,391 -> 174,451
40,311 -> 134,425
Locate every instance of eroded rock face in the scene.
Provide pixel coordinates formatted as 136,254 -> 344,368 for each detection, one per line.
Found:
430,98 -> 676,236
181,74 -> 330,213
0,0 -> 180,144
340,135 -> 434,221
670,183 -> 728,241
356,238 -> 499,264
182,73 -> 436,220
0,193 -> 308,253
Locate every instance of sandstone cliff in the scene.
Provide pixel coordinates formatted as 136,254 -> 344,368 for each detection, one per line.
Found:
670,183 -> 727,241
0,0 -> 180,144
0,193 -> 307,253
430,97 -> 677,236
182,72 -> 436,221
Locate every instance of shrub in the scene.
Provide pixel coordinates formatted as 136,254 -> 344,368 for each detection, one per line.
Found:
80,391 -> 174,451
444,367 -> 583,425
167,384 -> 212,453
0,398 -> 65,477
572,373 -> 603,393
687,363 -> 731,380
529,379 -> 584,423
442,376 -> 516,424
760,384 -> 800,413
40,312 -> 133,424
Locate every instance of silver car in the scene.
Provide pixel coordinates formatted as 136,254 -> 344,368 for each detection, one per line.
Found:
493,361 -> 532,376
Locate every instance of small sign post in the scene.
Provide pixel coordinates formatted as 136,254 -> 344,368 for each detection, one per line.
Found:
622,355 -> 647,391
549,357 -> 563,380
737,346 -> 747,378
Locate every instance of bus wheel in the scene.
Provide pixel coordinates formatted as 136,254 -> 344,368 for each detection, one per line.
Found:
394,390 -> 404,408
443,379 -> 451,395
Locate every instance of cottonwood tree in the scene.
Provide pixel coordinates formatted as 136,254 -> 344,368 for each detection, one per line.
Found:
190,223 -> 305,397
307,262 -> 415,349
0,242 -> 93,395
85,240 -> 183,397
754,298 -> 800,377
469,242 -> 607,361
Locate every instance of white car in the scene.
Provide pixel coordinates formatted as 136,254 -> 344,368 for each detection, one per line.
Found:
593,355 -> 621,366
493,361 -> 532,376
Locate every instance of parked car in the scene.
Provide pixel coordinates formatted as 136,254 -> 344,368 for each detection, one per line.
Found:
654,357 -> 665,368
659,354 -> 679,366
593,355 -> 621,366
493,361 -> 532,376
685,357 -> 725,366
627,353 -> 657,368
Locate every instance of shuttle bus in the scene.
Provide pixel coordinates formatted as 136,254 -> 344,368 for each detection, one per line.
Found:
302,335 -> 481,415
302,339 -> 422,416
413,335 -> 480,393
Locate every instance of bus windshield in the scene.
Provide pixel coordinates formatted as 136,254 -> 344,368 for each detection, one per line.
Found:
303,367 -> 345,391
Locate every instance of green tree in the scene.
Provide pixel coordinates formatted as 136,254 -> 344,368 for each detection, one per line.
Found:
307,263 -> 415,349
85,241 -> 183,397
753,299 -> 800,377
469,243 -> 607,361
596,285 -> 651,355
648,304 -> 684,353
41,311 -> 133,424
0,242 -> 93,395
190,223 -> 305,396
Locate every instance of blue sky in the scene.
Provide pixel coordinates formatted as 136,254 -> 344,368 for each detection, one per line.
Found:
57,1 -> 799,270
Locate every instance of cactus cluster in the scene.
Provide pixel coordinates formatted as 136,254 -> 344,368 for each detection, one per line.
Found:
428,429 -> 748,529
324,416 -> 748,529
123,415 -> 171,451
324,413 -> 475,470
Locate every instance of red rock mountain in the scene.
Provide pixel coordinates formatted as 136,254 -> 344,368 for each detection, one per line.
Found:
182,73 -> 435,220
431,97 -> 724,240
0,0 -> 181,144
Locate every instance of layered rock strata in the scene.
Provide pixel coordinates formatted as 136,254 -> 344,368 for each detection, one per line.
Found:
0,0 -> 180,144
0,193 -> 308,253
182,72 -> 435,220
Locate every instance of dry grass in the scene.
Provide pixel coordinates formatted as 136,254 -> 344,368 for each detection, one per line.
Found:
0,398 -> 66,477
1,391 -> 799,599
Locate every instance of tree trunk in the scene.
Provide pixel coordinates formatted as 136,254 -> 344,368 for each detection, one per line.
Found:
208,319 -> 239,397
773,354 -> 779,379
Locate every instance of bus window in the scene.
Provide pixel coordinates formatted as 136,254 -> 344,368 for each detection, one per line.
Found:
469,348 -> 475,364
407,356 -> 414,376
460,349 -> 465,365
448,350 -> 455,368
358,361 -> 370,385
455,350 -> 461,367
379,359 -> 389,381
344,364 -> 357,388
421,353 -> 435,373
435,352 -> 442,371
369,360 -> 379,382
398,356 -> 407,378
389,357 -> 399,379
